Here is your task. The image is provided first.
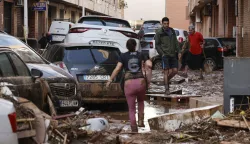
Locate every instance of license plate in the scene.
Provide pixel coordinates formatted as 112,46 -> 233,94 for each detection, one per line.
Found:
59,100 -> 78,107
84,75 -> 110,81
91,40 -> 115,46
52,35 -> 65,41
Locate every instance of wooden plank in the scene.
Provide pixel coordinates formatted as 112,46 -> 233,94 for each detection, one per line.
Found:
148,105 -> 222,131
146,94 -> 201,98
216,119 -> 250,130
147,89 -> 182,95
17,130 -> 36,139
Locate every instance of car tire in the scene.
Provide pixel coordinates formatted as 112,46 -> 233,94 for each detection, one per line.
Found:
203,58 -> 217,71
153,60 -> 162,70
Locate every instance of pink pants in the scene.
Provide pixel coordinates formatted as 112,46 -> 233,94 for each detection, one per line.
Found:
124,78 -> 146,126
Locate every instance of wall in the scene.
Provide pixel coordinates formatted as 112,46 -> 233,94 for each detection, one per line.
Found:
62,0 -> 122,18
166,0 -> 189,30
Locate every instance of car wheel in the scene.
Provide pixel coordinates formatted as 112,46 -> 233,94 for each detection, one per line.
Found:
203,58 -> 216,70
153,60 -> 162,70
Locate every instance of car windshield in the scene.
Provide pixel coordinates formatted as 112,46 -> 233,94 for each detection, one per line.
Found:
142,34 -> 155,41
218,38 -> 236,48
64,46 -> 120,65
0,35 -> 45,64
78,17 -> 131,28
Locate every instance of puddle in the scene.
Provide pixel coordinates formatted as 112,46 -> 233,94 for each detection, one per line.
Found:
102,100 -> 189,133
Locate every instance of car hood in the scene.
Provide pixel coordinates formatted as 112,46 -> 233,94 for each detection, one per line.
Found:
26,63 -> 74,79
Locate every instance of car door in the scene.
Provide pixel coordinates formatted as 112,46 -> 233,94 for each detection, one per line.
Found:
204,39 -> 219,59
0,51 -> 44,109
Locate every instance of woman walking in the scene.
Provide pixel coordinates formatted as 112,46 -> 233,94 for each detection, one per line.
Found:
106,39 -> 151,132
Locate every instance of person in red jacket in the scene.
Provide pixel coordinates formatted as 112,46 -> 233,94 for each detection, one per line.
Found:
187,25 -> 205,79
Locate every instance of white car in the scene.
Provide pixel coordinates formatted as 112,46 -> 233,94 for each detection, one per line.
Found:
48,20 -> 75,43
173,28 -> 189,43
64,16 -> 140,53
140,32 -> 158,59
0,98 -> 18,144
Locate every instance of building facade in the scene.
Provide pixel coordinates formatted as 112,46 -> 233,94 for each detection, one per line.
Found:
236,0 -> 250,57
166,0 -> 190,30
187,0 -> 250,57
0,0 -> 124,48
187,0 -> 236,38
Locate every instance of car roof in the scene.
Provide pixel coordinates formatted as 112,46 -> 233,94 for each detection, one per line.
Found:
78,15 -> 125,21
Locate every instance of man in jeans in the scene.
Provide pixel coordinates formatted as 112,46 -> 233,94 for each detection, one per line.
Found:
155,17 -> 181,95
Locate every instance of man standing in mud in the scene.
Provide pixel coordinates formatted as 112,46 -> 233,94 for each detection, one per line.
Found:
155,17 -> 181,95
187,25 -> 204,79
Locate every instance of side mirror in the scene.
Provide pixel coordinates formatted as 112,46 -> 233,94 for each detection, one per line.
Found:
31,69 -> 43,78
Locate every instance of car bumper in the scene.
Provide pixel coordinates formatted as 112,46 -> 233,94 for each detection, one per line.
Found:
78,82 -> 126,103
0,133 -> 18,144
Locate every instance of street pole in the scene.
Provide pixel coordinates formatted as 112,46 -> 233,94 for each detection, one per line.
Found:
24,0 -> 28,44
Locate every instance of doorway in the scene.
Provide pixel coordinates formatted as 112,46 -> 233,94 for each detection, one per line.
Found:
4,2 -> 12,34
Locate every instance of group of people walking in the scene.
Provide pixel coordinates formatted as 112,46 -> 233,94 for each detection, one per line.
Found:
106,17 -> 204,132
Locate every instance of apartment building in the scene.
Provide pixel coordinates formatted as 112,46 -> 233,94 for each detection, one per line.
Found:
0,0 -> 123,48
166,0 -> 189,30
187,0 -> 236,38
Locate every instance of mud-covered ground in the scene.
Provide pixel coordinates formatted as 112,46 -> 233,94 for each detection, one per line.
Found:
70,70 -> 230,144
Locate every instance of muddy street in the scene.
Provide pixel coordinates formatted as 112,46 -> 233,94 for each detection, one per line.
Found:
84,70 -> 224,133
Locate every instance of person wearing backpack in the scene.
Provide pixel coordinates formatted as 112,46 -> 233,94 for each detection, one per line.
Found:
106,39 -> 151,133
155,17 -> 181,95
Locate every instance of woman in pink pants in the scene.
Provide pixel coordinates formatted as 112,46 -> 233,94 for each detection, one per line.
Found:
106,39 -> 151,132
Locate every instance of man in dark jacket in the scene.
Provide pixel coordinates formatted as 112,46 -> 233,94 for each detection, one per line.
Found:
155,17 -> 181,95
38,33 -> 47,49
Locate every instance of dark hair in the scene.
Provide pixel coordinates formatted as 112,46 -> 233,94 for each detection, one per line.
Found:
162,17 -> 169,23
126,39 -> 137,52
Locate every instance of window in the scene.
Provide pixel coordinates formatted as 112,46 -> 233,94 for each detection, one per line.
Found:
60,9 -> 64,19
71,11 -> 76,23
0,35 -> 45,64
78,17 -> 131,28
51,47 -> 64,62
205,39 -> 219,48
0,53 -> 15,77
142,34 -> 155,41
8,53 -> 30,76
63,46 -> 120,65
175,30 -> 180,36
184,31 -> 189,37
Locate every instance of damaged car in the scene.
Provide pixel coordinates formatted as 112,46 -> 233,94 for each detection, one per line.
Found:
0,33 -> 81,112
42,43 -> 126,103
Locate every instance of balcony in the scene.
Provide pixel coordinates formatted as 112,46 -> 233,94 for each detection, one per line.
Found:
188,0 -> 213,16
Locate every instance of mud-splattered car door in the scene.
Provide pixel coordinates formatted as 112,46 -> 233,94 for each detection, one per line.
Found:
0,51 -> 44,109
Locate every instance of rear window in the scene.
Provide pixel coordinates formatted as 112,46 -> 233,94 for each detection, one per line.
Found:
175,30 -> 180,36
218,38 -> 236,47
63,46 -> 120,65
142,34 -> 155,41
0,35 -> 45,64
78,17 -> 131,28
